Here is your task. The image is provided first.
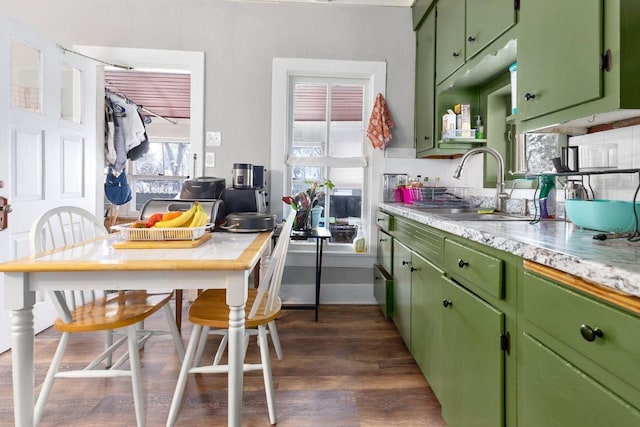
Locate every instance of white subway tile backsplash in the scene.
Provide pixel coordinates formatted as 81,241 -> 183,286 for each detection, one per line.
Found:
633,126 -> 640,168
568,124 -> 640,201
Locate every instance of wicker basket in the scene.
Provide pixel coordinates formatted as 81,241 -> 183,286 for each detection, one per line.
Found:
114,224 -> 207,241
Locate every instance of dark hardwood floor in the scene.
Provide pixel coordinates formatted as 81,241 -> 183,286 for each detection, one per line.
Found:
0,304 -> 445,426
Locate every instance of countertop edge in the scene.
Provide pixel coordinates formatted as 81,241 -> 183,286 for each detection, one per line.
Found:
380,203 -> 640,299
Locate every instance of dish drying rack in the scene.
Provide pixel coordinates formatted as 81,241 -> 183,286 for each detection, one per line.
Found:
407,187 -> 471,209
527,168 -> 640,241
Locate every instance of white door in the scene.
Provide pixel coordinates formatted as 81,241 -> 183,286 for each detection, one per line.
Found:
0,13 -> 97,353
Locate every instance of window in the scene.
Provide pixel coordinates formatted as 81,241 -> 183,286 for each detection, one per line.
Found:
272,58 -> 386,254
104,119 -> 193,214
129,136 -> 191,210
289,79 -> 366,244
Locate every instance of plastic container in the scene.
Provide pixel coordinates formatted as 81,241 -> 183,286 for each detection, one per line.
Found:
565,199 -> 640,232
383,174 -> 408,202
539,175 -> 556,218
509,62 -> 517,115
579,143 -> 618,170
311,206 -> 323,228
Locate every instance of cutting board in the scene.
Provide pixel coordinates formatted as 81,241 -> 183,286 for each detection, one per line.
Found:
113,232 -> 212,249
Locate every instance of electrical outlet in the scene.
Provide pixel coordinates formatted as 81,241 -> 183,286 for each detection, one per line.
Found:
206,131 -> 221,147
205,152 -> 216,167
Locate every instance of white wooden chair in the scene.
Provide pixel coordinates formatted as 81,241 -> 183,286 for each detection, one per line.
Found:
166,209 -> 295,426
30,206 -> 185,427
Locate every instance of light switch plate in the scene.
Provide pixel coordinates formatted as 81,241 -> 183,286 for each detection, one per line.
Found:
206,131 -> 221,147
205,152 -> 216,167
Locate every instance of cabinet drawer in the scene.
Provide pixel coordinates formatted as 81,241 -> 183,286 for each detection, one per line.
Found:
444,239 -> 504,299
523,271 -> 640,396
373,264 -> 393,318
375,210 -> 393,232
392,216 -> 444,265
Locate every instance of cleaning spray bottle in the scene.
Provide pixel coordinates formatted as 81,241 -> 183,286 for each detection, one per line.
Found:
353,225 -> 366,253
539,175 -> 556,218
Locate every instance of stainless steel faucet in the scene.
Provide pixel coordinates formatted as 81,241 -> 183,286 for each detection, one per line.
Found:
453,146 -> 509,212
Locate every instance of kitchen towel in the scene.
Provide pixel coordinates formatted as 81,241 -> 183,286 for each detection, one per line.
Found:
366,93 -> 395,150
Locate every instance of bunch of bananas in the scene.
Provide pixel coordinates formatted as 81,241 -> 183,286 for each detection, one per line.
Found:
152,202 -> 208,228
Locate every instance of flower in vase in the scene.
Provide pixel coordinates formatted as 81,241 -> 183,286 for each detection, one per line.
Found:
281,179 -> 334,211
282,179 -> 334,230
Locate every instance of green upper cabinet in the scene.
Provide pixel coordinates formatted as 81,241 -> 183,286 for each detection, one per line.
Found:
412,0 -> 436,29
517,0 -> 602,122
415,10 -> 436,156
435,0 -> 466,84
518,0 -> 640,132
466,0 -> 517,60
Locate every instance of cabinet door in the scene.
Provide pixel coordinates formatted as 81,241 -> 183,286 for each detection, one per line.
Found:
415,10 -> 436,155
518,0 -> 603,121
520,334 -> 640,427
435,0 -> 465,84
377,229 -> 393,275
410,252 -> 444,397
466,0 -> 517,60
392,240 -> 412,347
440,276 -> 505,427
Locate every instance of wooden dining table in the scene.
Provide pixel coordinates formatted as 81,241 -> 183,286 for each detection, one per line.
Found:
0,230 -> 272,427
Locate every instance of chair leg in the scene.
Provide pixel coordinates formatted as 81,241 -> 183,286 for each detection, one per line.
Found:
105,329 -> 114,368
136,321 -> 145,350
162,304 -> 185,362
268,320 -> 283,360
175,289 -> 183,331
127,325 -> 146,427
167,324 -> 202,427
34,332 -> 70,426
258,325 -> 277,425
193,325 -> 211,367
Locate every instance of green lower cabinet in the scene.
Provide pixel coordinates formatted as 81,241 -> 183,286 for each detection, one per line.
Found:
440,276 -> 505,427
520,333 -> 640,427
410,252 -> 444,397
393,240 -> 412,347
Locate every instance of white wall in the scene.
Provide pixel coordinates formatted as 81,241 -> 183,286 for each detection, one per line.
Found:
0,1 -> 415,188
0,1 -> 415,304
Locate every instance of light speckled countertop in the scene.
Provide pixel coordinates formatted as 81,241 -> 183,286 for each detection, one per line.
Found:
380,202 -> 640,299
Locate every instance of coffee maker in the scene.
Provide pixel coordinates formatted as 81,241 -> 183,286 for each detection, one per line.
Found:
221,164 -> 268,214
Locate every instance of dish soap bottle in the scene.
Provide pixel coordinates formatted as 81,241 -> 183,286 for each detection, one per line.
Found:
539,176 -> 556,218
353,226 -> 365,253
475,116 -> 484,139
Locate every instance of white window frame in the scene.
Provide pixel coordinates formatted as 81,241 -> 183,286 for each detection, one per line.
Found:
271,58 -> 386,257
127,117 -> 193,216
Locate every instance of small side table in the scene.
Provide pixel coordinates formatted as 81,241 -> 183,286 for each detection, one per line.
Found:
279,226 -> 331,321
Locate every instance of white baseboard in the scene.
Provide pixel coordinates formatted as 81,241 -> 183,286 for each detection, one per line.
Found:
280,282 -> 376,305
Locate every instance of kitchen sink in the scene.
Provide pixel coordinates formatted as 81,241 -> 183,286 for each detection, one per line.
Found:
414,207 -> 533,221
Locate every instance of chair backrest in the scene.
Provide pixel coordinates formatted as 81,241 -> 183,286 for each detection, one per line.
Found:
30,206 -> 109,322
249,209 -> 296,319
